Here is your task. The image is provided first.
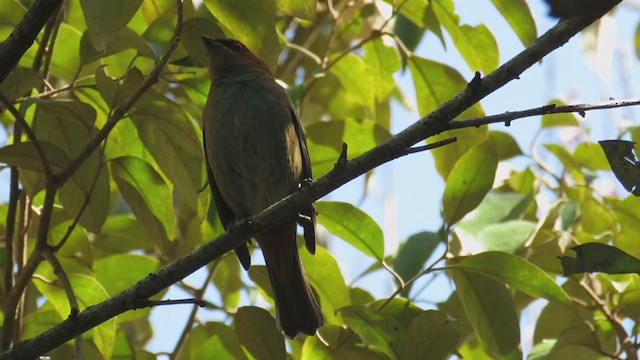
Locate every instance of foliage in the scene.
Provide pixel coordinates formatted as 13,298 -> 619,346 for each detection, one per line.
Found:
0,0 -> 637,359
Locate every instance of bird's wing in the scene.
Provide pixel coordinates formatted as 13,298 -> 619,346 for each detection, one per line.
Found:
203,134 -> 251,269
290,108 -> 317,254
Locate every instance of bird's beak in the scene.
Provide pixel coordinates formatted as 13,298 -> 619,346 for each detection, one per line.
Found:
201,36 -> 221,50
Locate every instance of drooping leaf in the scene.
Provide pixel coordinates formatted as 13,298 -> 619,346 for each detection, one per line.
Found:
432,0 -> 499,73
338,306 -> 404,359
443,140 -> 498,225
393,231 -> 441,292
456,252 -> 572,307
490,0 -> 537,47
404,310 -> 461,360
234,306 -> 285,360
452,270 -> 521,360
316,201 -> 384,260
111,156 -> 175,244
80,0 -> 143,51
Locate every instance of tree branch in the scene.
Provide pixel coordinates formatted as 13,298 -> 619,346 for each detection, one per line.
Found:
0,0 -> 64,83
450,98 -> 640,129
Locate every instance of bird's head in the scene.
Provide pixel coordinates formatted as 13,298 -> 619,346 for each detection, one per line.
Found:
200,37 -> 272,79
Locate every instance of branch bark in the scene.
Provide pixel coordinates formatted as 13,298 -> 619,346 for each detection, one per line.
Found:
0,3 -> 622,358
0,0 -> 63,84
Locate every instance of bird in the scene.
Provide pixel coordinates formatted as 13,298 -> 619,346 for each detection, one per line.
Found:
200,36 -> 323,338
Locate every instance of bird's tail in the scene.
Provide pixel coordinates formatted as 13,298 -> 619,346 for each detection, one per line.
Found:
256,222 -> 324,338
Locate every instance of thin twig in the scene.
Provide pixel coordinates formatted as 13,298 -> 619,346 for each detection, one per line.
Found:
171,261 -> 220,360
450,98 -> 640,129
40,249 -> 82,359
580,277 -> 637,360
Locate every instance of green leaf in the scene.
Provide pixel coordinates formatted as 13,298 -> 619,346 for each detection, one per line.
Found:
489,130 -> 523,160
180,17 -> 225,66
80,0 -> 143,51
338,306 -> 404,359
452,270 -> 521,359
528,340 -> 557,360
131,96 -> 207,218
573,141 -> 610,170
34,274 -> 115,359
408,56 -> 486,178
405,310 -> 461,360
0,141 -> 69,172
559,243 -> 640,275
213,255 -> 244,309
300,245 -> 350,324
457,252 -> 572,307
111,156 -> 175,243
316,201 -> 384,260
80,27 -> 154,65
541,100 -> 579,127
34,100 -> 110,233
490,0 -> 537,47
330,54 -> 375,113
475,220 -> 536,254
393,231 -> 440,288
363,38 -> 401,101
234,306 -> 285,360
0,66 -> 40,99
203,0 -> 279,70
192,323 -> 248,360
442,140 -> 498,225
94,254 -> 158,322
275,0 -> 316,19
306,118 -> 391,177
635,23 -> 640,60
432,0 -> 499,73
371,297 -> 425,329
457,190 -> 533,236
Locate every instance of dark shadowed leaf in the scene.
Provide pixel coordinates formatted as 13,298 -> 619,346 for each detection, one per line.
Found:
405,310 -> 461,360
338,306 -> 404,359
559,243 -> 640,276
452,270 -> 521,359
599,140 -> 640,196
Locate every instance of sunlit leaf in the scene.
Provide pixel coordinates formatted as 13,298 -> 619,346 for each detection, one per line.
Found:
457,252 -> 572,307
490,0 -> 537,47
452,270 -> 521,359
203,0 -> 279,70
316,201 -> 384,260
111,156 -> 175,243
443,140 -> 498,225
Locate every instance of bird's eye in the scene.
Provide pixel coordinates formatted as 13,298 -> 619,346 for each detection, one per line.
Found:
232,42 -> 246,52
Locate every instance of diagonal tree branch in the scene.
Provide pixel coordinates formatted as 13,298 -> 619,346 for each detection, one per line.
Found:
0,3 -> 622,358
0,0 -> 63,84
